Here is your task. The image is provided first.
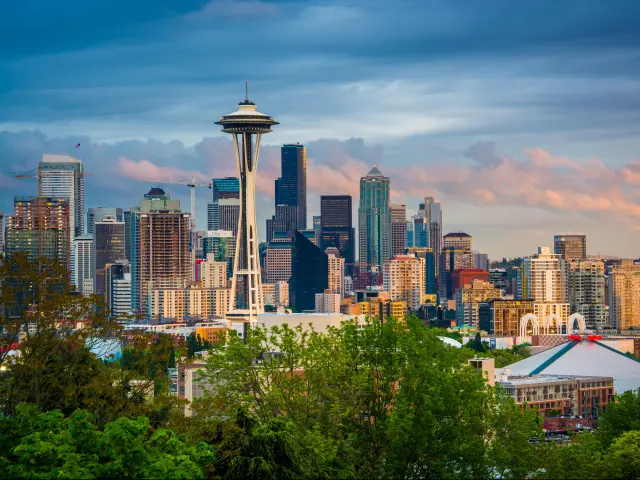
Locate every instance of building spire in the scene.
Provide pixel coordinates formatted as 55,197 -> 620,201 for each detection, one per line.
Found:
245,80 -> 249,103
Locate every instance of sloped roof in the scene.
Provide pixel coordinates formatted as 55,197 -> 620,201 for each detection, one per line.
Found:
366,165 -> 384,176
444,232 -> 471,238
503,340 -> 640,393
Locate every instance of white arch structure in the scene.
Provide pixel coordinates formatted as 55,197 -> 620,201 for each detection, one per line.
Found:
519,313 -> 539,338
518,312 -> 587,337
567,313 -> 587,334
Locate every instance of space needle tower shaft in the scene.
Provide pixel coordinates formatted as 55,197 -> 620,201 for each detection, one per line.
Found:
215,83 -> 278,322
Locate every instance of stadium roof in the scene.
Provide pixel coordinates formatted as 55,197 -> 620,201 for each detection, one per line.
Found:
500,339 -> 640,393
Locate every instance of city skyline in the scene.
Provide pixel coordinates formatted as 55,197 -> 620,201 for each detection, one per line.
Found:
2,0 -> 640,258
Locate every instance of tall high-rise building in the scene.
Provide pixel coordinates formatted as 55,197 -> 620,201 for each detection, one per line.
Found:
106,261 -> 132,319
608,260 -> 640,330
199,254 -> 228,288
406,215 -> 428,249
5,197 -> 71,270
71,233 -> 94,295
438,246 -> 475,300
383,255 -> 425,311
203,230 -> 236,279
275,144 -> 307,230
568,260 -> 606,330
130,188 -> 191,315
358,166 -> 391,271
519,246 -> 567,303
217,198 -> 241,236
87,207 -> 123,234
290,230 -> 328,311
215,90 -> 278,321
424,197 -> 442,271
266,204 -> 298,241
93,216 -> 126,297
208,177 -> 240,230
407,247 -> 437,295
38,154 -> 84,239
554,235 -> 587,261
320,195 -> 355,271
489,269 -> 508,295
264,234 -> 292,283
390,203 -> 407,257
443,232 -> 472,250
312,215 -> 321,232
0,210 -> 4,254
327,250 -> 345,296
455,280 -> 501,328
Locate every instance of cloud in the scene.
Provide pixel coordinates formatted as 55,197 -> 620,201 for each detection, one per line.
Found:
117,157 -> 210,183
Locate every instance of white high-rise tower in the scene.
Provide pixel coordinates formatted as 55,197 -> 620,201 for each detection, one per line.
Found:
38,154 -> 85,239
215,84 -> 278,322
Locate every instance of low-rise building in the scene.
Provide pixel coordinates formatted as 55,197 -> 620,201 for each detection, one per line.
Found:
497,374 -> 614,418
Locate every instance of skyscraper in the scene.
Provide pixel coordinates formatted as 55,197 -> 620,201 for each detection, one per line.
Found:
130,188 -> 191,315
390,203 -> 407,258
38,154 -> 84,239
215,87 -> 278,322
312,215 -> 321,232
208,177 -> 240,230
275,144 -> 307,230
443,232 -> 472,250
71,233 -> 94,295
383,255 -> 425,311
87,207 -> 123,234
406,215 -> 428,249
358,166 -> 391,271
608,260 -> 640,330
424,197 -> 442,270
289,230 -> 328,311
217,198 -> 241,236
266,204 -> 298,241
320,195 -> 355,269
554,235 -> 587,260
568,259 -> 606,330
93,216 -> 126,297
203,230 -> 236,279
106,261 -> 132,319
327,250 -> 345,296
438,246 -> 475,300
519,247 -> 567,303
5,197 -> 70,269
0,210 -> 4,254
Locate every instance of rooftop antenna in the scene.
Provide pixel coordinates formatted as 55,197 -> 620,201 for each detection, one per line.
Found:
245,80 -> 249,102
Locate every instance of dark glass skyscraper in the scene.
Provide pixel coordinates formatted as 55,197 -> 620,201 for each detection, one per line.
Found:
320,195 -> 354,270
93,216 -> 126,296
289,230 -> 328,311
208,177 -> 240,230
275,144 -> 307,230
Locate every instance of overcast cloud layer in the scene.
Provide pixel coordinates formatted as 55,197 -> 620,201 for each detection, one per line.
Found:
1,0 -> 639,258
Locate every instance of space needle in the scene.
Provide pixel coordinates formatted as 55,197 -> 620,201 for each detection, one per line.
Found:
216,83 -> 278,323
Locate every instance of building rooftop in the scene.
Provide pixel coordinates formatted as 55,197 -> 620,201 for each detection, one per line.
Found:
146,187 -> 166,196
498,339 -> 640,393
41,153 -> 81,164
499,374 -> 613,387
366,165 -> 384,177
444,232 -> 471,238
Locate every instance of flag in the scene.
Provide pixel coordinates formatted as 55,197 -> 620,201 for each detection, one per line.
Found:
74,143 -> 80,148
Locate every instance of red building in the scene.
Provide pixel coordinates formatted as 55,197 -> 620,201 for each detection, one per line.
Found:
452,268 -> 488,296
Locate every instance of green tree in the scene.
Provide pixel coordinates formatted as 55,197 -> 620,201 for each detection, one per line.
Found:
195,315 -> 543,479
599,388 -> 640,447
608,430 -> 640,479
0,403 -> 215,479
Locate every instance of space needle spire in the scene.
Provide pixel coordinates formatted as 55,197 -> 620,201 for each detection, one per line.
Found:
215,85 -> 278,323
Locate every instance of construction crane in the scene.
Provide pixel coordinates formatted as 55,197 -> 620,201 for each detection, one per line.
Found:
144,176 -> 212,232
14,168 -> 94,194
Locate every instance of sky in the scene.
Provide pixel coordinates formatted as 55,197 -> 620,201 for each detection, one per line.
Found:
1,0 -> 640,259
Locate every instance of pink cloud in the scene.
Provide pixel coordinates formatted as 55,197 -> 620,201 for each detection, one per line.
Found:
117,157 -> 210,183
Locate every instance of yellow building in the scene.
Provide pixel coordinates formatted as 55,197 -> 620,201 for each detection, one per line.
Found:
490,299 -> 535,336
358,299 -> 407,322
609,260 -> 640,330
150,285 -> 231,322
382,255 -> 425,311
455,280 -> 501,328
